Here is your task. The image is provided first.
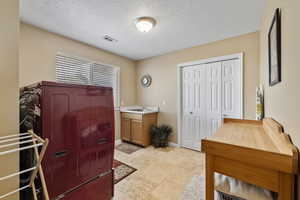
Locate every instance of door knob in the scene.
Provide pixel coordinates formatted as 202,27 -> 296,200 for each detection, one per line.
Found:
190,112 -> 193,114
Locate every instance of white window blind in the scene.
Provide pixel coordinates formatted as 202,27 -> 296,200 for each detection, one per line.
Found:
92,63 -> 114,87
56,54 -> 91,85
56,53 -> 120,108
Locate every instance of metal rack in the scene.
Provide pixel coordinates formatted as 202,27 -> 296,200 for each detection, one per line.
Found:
0,130 -> 49,200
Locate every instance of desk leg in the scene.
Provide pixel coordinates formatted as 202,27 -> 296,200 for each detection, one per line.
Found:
278,172 -> 294,200
206,153 -> 214,200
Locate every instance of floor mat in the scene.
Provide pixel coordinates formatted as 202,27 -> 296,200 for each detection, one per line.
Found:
116,142 -> 142,154
113,159 -> 137,184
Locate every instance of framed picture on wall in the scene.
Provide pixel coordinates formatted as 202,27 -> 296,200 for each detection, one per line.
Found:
268,8 -> 281,86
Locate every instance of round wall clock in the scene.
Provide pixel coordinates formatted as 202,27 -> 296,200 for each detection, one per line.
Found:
140,74 -> 152,88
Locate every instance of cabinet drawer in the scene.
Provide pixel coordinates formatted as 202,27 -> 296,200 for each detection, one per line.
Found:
62,171 -> 113,200
121,112 -> 142,120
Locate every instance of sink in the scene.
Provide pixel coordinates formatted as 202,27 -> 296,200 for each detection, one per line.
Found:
128,109 -> 145,112
120,106 -> 159,114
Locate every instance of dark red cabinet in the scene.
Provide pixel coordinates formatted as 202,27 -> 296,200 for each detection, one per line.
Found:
42,85 -> 80,197
21,81 -> 114,200
62,171 -> 113,200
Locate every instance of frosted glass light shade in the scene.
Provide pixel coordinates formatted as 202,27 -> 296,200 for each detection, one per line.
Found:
135,17 -> 156,33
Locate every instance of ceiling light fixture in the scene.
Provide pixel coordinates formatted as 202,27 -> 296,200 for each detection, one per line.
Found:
135,17 -> 156,33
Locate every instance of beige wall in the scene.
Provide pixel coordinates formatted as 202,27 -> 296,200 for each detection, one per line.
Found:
260,0 -> 300,198
20,23 -> 136,106
20,23 -> 137,140
0,0 -> 19,199
136,32 -> 260,143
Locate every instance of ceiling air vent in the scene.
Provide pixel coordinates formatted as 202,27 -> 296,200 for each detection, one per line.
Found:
103,35 -> 118,42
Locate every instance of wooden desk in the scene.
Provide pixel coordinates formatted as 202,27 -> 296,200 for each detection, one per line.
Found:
202,118 -> 298,200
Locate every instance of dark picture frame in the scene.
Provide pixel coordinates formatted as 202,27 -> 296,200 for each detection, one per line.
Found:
268,8 -> 281,86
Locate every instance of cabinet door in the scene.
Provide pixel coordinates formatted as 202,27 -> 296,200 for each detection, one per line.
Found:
74,87 -> 114,183
121,117 -> 131,141
42,86 -> 79,199
131,120 -> 143,145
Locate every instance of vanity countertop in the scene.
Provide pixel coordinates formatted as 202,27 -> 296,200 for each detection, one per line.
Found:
120,106 -> 159,115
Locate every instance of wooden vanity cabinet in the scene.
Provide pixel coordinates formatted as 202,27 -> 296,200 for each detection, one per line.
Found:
121,117 -> 131,141
131,119 -> 143,144
121,112 -> 158,147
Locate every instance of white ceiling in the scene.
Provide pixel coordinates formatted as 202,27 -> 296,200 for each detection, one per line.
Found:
20,0 -> 265,60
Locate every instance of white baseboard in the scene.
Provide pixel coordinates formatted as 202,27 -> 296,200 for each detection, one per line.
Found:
168,142 -> 179,147
115,139 -> 122,146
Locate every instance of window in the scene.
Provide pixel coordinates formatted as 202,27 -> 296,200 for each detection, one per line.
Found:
56,53 -> 120,109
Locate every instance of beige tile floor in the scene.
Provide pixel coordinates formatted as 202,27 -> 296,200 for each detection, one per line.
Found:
114,145 -> 204,200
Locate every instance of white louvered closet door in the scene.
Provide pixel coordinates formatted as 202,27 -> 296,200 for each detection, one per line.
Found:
182,65 -> 206,151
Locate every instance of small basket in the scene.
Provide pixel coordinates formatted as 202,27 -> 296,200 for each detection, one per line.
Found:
216,191 -> 246,200
216,190 -> 278,200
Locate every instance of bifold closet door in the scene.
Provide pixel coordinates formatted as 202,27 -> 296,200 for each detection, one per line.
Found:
181,58 -> 242,151
222,59 -> 242,119
206,62 -> 222,137
181,65 -> 206,151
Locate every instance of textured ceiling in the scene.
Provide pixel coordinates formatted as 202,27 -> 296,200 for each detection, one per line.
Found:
20,0 -> 265,60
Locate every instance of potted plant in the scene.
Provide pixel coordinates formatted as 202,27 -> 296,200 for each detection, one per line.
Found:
150,124 -> 173,148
